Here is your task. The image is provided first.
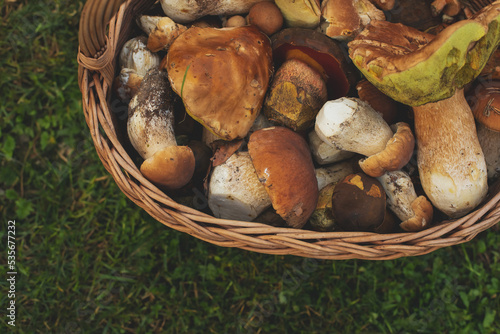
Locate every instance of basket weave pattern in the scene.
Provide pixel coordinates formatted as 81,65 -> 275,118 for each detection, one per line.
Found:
77,0 -> 500,260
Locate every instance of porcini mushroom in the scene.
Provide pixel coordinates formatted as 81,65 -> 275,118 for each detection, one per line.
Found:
331,173 -> 387,232
128,69 -> 195,189
248,127 -> 319,228
164,25 -> 273,141
137,15 -> 187,52
315,98 -> 415,177
275,0 -> 321,29
315,159 -> 357,191
348,4 -> 500,217
319,0 -> 385,41
377,171 -> 434,232
476,122 -> 500,182
208,151 -> 272,221
160,0 -> 271,23
309,130 -> 355,165
247,1 -> 283,35
271,28 -> 358,100
468,80 -> 500,132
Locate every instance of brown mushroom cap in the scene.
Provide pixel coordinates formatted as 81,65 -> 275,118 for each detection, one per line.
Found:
248,127 -> 319,228
359,122 -> 415,177
331,173 -> 387,232
140,146 -> 196,189
399,196 -> 434,232
468,80 -> 500,132
164,25 -> 273,141
247,1 -> 284,35
271,28 -> 357,100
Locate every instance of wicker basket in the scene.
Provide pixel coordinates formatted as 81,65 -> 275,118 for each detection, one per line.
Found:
77,0 -> 500,260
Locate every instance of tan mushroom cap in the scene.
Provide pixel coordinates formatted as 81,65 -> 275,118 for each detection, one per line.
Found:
248,127 -> 319,228
164,25 -> 273,141
399,196 -> 434,232
140,146 -> 195,189
359,122 -> 415,177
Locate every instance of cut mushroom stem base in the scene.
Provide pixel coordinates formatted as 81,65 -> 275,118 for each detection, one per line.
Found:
413,89 -> 488,218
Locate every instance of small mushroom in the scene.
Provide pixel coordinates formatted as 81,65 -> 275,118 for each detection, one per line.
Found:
113,68 -> 143,102
275,0 -> 321,29
477,122 -> 500,182
248,127 -> 319,228
208,151 -> 272,221
137,15 -> 187,52
247,1 -> 283,35
271,28 -> 358,100
309,183 -> 337,232
263,58 -> 328,132
224,15 -> 247,28
160,0 -> 271,23
468,80 -> 500,132
315,98 -> 415,177
315,159 -> 357,191
431,0 -> 462,17
127,69 -> 195,189
319,0 -> 385,41
348,5 -> 500,216
309,130 -> 355,166
164,25 -> 273,141
377,171 -> 434,232
331,173 -> 387,232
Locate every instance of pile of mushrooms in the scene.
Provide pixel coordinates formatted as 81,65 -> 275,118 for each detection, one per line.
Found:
115,0 -> 500,233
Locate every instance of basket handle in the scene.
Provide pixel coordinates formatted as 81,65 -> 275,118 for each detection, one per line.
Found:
77,0 -> 154,85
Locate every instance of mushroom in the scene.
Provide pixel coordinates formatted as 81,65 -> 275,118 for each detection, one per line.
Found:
468,80 -> 500,132
137,15 -> 187,52
309,183 -> 337,232
348,4 -> 500,217
356,79 -> 401,125
114,36 -> 160,101
127,69 -> 195,189
331,173 -> 387,232
315,159 -> 357,191
274,0 -> 321,29
308,130 -> 355,166
431,0 -> 462,17
248,127 -> 319,228
164,25 -> 273,141
319,0 -> 385,41
263,58 -> 328,132
247,1 -> 283,35
271,28 -> 358,100
224,15 -> 247,28
476,122 -> 500,182
377,171 -> 434,232
159,0 -> 271,23
315,97 -> 415,177
208,151 -> 272,221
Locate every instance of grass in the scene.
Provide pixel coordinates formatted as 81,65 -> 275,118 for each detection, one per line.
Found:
1,0 -> 500,333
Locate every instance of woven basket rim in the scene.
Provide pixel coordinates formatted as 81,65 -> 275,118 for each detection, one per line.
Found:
77,0 -> 500,260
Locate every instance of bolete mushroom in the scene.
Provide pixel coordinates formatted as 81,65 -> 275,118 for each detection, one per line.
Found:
208,151 -> 272,221
275,0 -> 321,29
127,69 -> 195,189
331,173 -> 387,232
137,15 -> 187,52
315,98 -> 415,177
377,171 -> 434,232
309,130 -> 355,165
159,0 -> 271,23
468,79 -> 500,132
248,127 -> 319,228
271,28 -> 358,100
476,122 -> 500,182
164,25 -> 273,141
247,1 -> 283,35
348,4 -> 500,217
319,0 -> 385,41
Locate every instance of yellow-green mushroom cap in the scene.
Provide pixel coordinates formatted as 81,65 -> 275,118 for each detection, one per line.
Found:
348,2 -> 500,106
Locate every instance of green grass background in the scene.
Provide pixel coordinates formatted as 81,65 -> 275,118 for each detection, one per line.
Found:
1,0 -> 499,333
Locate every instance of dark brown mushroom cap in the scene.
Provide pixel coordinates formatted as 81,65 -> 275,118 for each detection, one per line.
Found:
271,28 -> 357,99
331,173 -> 387,231
248,127 -> 319,228
164,25 -> 273,141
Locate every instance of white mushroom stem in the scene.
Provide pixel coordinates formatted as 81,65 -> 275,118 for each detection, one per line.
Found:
413,90 -> 488,218
160,0 -> 270,23
315,160 -> 356,191
315,97 -> 394,157
308,130 -> 355,165
377,171 -> 433,231
208,152 -> 272,221
477,122 -> 500,182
